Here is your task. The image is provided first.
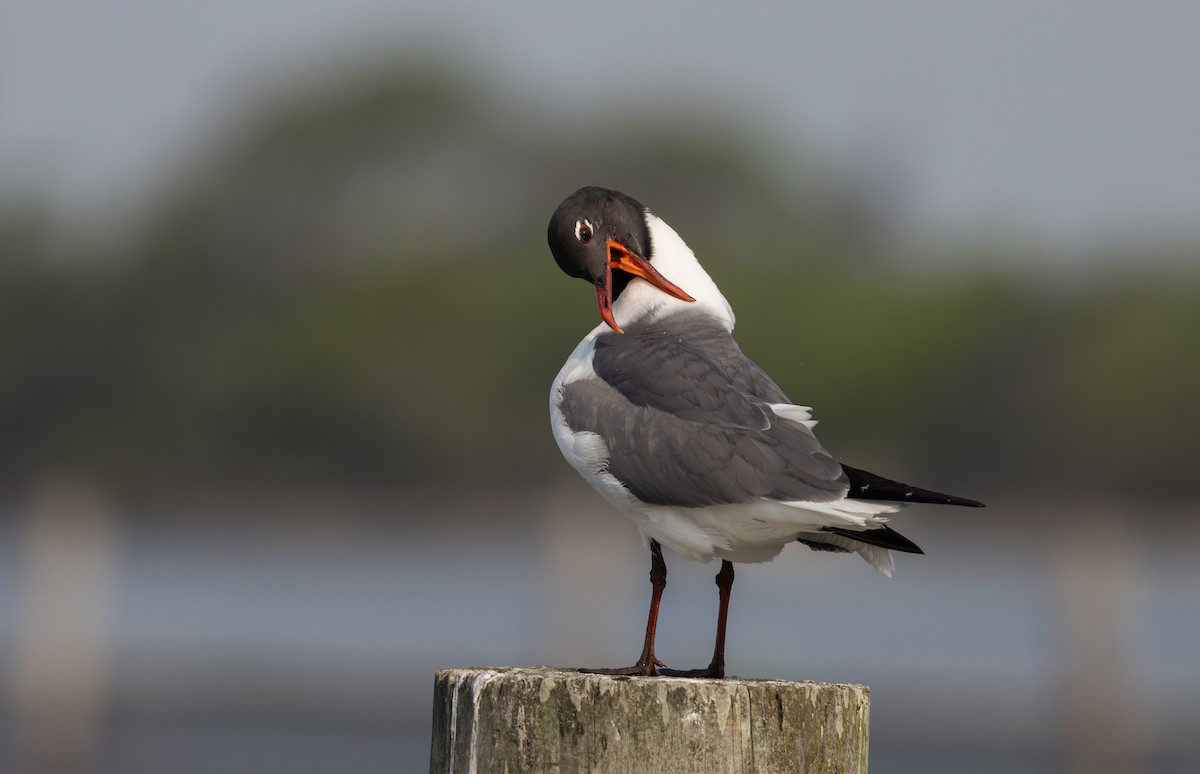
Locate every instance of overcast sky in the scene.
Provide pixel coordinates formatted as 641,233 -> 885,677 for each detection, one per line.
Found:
4,1 -> 1199,249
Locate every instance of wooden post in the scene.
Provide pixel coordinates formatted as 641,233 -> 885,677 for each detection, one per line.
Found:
429,667 -> 869,773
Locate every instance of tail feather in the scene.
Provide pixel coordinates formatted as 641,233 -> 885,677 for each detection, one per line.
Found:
842,464 -> 985,508
796,531 -> 896,575
796,537 -> 851,554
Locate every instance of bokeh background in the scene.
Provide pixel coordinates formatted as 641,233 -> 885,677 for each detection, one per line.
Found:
3,2 -> 1198,773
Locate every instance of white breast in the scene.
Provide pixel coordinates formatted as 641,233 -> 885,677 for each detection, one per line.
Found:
549,329 -> 644,514
609,213 -> 736,332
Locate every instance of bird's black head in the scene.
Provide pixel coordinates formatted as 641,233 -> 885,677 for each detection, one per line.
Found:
547,186 -> 693,333
547,186 -> 650,283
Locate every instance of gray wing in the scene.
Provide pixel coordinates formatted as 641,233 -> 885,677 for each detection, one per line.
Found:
559,320 -> 848,508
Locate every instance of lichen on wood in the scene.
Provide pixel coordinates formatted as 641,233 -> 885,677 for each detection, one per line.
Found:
430,667 -> 869,773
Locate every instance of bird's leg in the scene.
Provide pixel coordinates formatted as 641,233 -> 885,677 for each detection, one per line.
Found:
659,560 -> 734,679
579,540 -> 667,677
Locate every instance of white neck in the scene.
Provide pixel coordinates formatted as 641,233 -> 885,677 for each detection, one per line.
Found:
611,213 -> 736,331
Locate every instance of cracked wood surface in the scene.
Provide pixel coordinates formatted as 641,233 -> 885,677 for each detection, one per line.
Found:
429,667 -> 869,773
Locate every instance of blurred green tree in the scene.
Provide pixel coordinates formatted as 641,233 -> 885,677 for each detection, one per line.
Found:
0,58 -> 1196,504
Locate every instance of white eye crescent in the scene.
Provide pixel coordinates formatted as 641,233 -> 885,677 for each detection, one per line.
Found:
575,219 -> 594,243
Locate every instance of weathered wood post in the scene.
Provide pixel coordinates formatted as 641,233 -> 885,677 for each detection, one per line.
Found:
429,667 -> 869,773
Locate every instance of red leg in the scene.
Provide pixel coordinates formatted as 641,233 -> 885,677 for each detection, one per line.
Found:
579,540 -> 667,676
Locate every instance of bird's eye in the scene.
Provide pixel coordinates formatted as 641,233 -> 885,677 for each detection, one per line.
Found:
575,219 -> 594,243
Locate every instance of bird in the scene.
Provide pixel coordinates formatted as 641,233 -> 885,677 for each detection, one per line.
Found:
547,185 -> 983,678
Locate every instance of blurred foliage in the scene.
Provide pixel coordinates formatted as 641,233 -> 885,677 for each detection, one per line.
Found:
1,58 -> 1197,501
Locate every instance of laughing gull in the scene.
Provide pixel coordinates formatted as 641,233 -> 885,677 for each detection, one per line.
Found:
547,186 -> 984,678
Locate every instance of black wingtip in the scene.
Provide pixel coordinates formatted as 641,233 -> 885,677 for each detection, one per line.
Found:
824,524 -> 925,554
842,464 -> 984,508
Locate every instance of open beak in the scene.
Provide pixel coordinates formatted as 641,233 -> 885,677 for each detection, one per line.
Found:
594,239 -> 695,333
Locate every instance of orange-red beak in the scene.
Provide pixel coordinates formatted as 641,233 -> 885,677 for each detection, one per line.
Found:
595,239 -> 695,333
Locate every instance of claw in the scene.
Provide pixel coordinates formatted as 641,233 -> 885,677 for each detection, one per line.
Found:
657,664 -> 724,679
578,661 -> 658,677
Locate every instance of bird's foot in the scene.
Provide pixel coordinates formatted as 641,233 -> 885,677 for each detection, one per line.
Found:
578,657 -> 665,677
657,662 -> 724,679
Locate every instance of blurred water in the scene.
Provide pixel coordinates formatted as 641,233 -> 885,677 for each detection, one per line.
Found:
2,487 -> 1197,773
